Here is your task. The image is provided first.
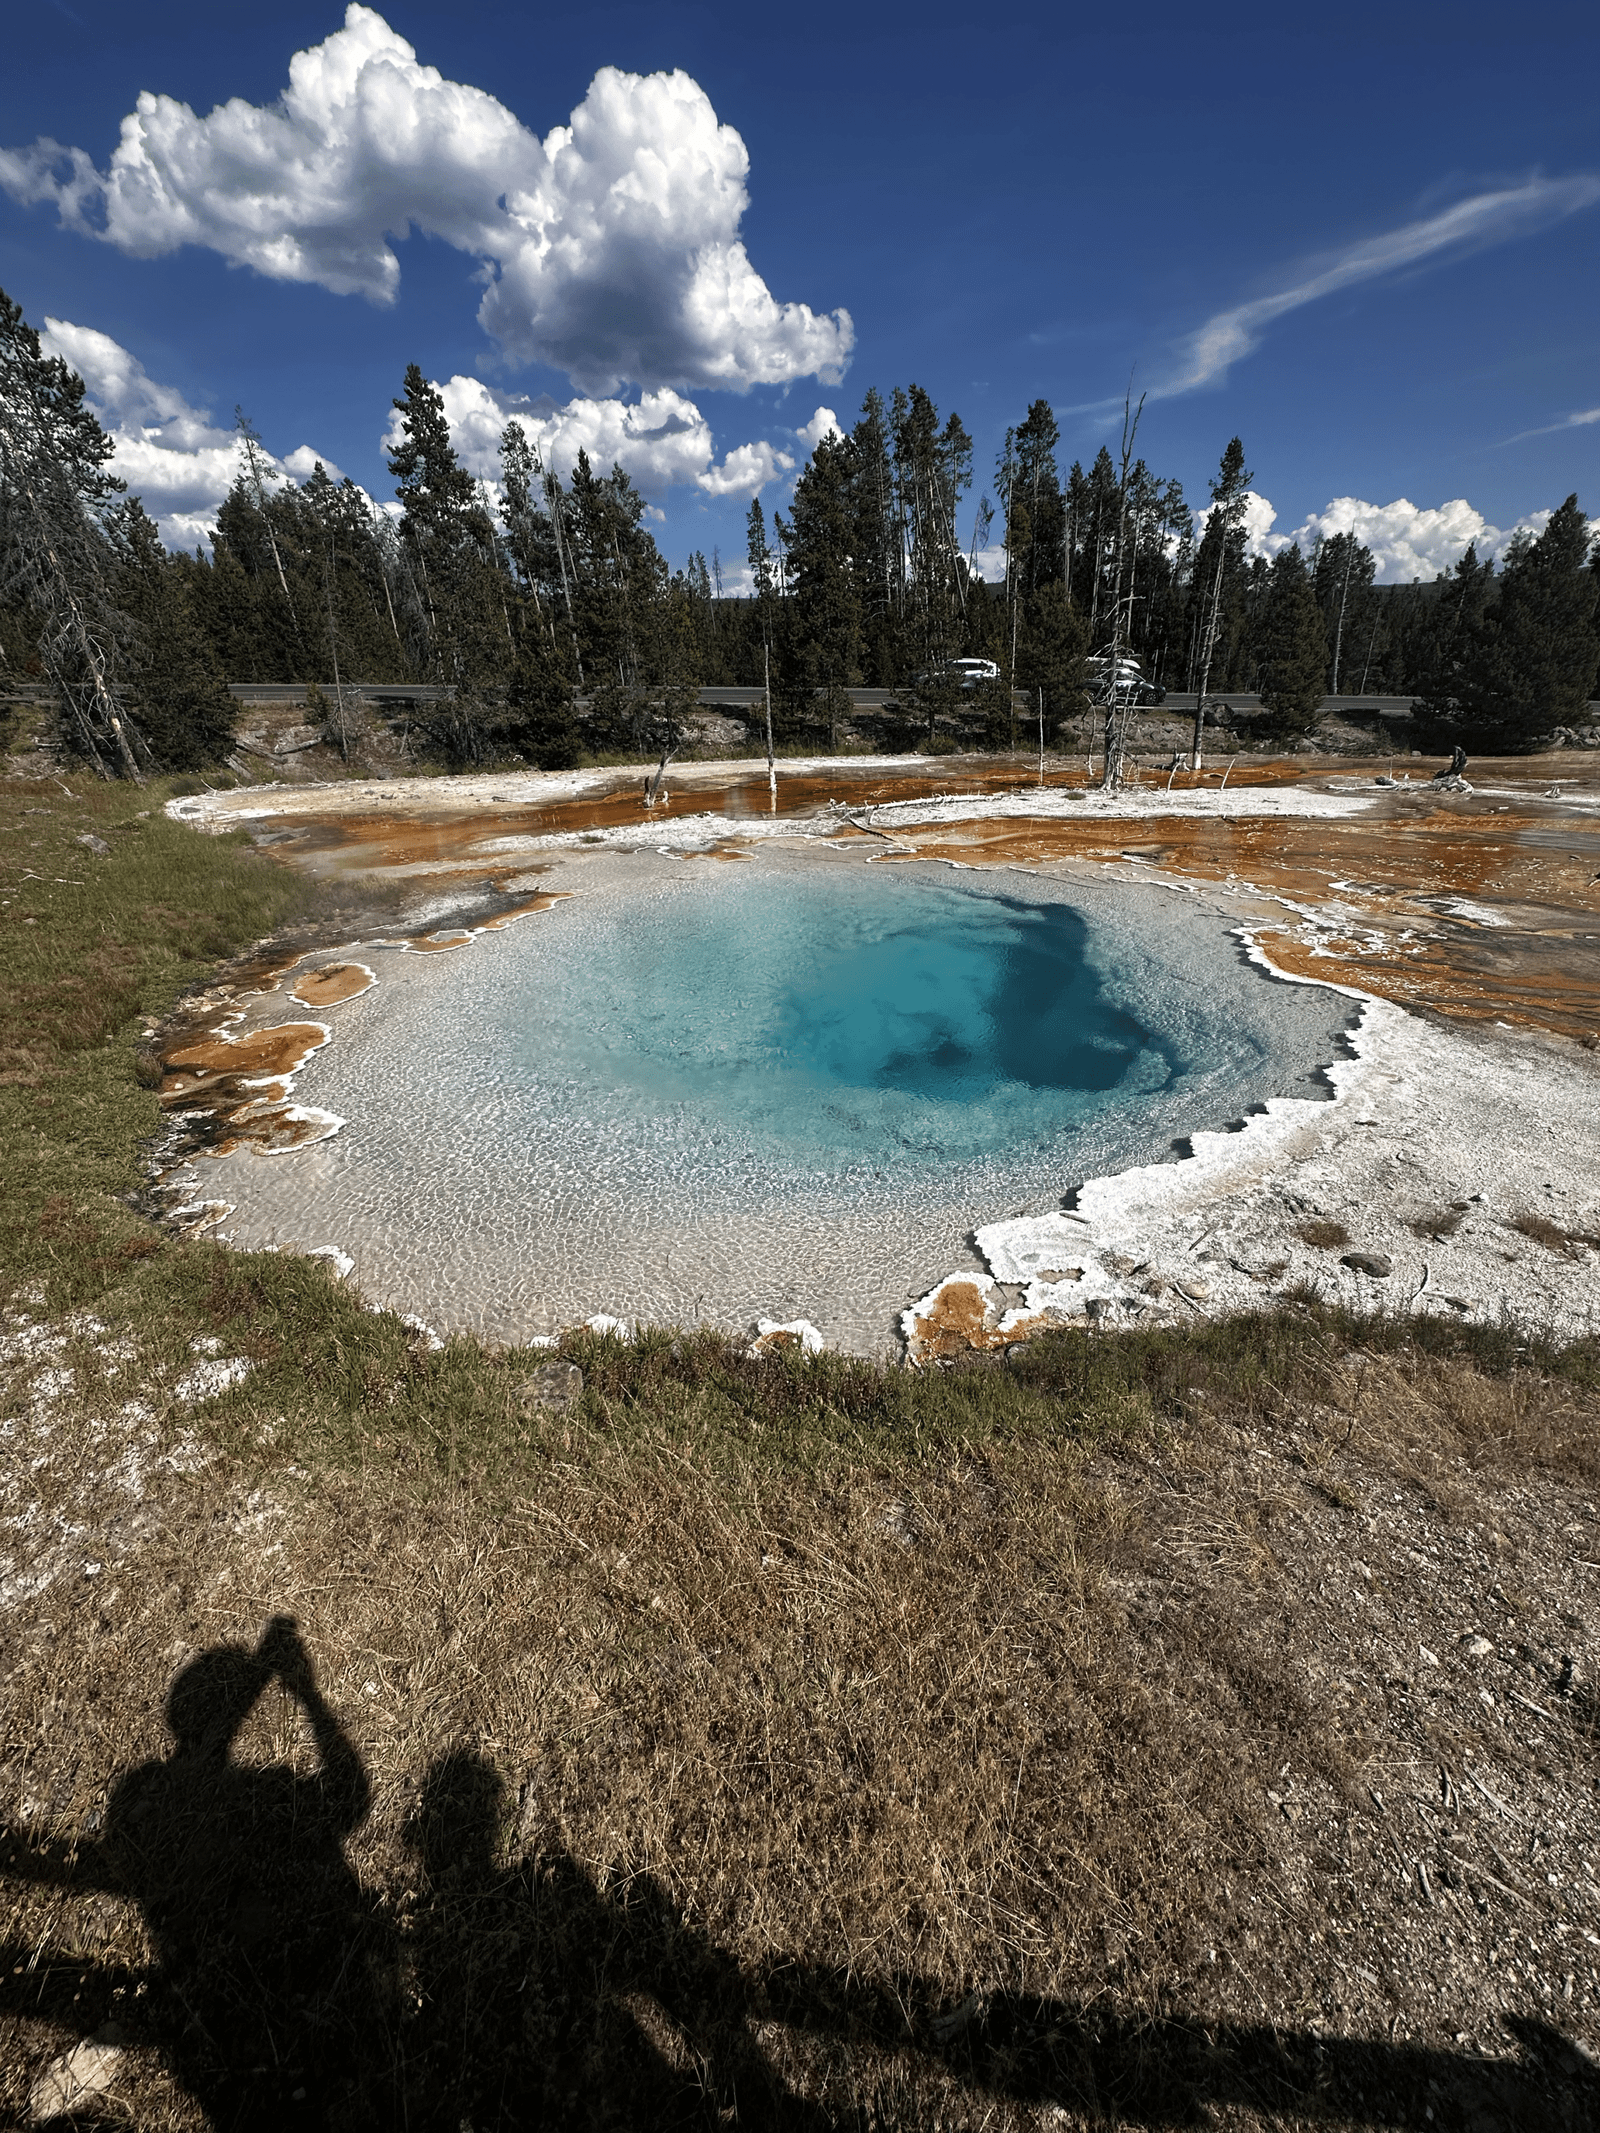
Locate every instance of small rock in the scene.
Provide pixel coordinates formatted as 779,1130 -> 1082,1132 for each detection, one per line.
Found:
74,832 -> 110,856
1104,1251 -> 1143,1276
30,2036 -> 123,2119
1463,1634 -> 1494,1658
1085,1297 -> 1113,1320
1340,1251 -> 1392,1278
517,1360 -> 583,1414
1174,1277 -> 1212,1301
1419,1644 -> 1439,1666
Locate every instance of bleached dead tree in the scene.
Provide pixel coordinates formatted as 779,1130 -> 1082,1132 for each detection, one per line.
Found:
0,290 -> 145,780
1099,386 -> 1146,792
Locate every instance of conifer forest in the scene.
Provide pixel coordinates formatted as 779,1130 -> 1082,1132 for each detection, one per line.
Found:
2,288 -> 1596,778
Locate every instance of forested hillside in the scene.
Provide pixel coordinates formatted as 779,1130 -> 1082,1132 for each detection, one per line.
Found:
2,288 -> 1596,776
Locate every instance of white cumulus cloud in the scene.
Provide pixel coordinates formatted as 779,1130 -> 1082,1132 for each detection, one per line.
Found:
1278,495 -> 1544,580
1158,177 -> 1600,397
1,6 -> 852,397
1191,490 -> 1289,561
38,318 -> 343,552
391,374 -> 793,499
795,406 -> 842,452
1195,488 -> 1557,582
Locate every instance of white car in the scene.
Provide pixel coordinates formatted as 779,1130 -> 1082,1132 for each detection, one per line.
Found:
949,657 -> 1000,685
912,657 -> 1001,689
1085,648 -> 1164,707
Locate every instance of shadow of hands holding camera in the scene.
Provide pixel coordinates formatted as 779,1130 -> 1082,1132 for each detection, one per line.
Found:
2,1615 -> 394,2128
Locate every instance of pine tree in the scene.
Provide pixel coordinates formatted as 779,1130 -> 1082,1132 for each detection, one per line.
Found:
1411,545 -> 1496,741
0,285 -> 144,776
1185,437 -> 1252,765
1312,532 -> 1376,695
785,430 -> 862,747
849,390 -> 901,684
1015,580 -> 1088,740
389,366 -> 476,550
1255,546 -> 1327,734
387,365 -> 511,758
1462,497 -> 1597,746
494,639 -> 581,768
114,498 -> 236,768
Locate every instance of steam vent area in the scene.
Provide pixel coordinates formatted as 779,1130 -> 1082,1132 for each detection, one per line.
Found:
160,748 -> 1600,1358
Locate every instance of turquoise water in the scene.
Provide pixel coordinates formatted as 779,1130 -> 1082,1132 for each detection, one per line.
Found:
209,857 -> 1354,1350
527,871 -> 1178,1170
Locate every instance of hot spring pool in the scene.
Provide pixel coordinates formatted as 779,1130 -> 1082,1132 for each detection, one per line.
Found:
197,855 -> 1356,1351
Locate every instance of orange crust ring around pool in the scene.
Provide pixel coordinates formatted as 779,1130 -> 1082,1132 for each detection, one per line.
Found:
263,758 -> 1335,881
291,962 -> 376,1007
407,929 -> 475,953
207,1104 -> 344,1156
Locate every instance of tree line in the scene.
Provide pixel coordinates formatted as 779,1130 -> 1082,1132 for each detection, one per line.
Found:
2,284 -> 1596,779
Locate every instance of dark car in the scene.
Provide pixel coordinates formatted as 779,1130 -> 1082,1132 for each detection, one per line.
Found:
1085,649 -> 1165,707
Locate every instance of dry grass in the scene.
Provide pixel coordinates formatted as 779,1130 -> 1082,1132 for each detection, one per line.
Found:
1296,1219 -> 1352,1250
5,1310 -> 1600,2127
1509,1208 -> 1600,1259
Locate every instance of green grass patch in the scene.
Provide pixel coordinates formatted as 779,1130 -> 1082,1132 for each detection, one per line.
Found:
1,773 -> 313,1305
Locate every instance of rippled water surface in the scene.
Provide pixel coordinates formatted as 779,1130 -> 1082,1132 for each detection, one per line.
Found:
522,871 -> 1177,1175
203,857 -> 1355,1351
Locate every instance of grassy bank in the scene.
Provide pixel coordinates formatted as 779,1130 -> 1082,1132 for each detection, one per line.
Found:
2,766 -> 1599,2129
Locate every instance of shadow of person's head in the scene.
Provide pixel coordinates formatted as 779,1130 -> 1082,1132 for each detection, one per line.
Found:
407,1750 -> 506,1886
163,1645 -> 271,1761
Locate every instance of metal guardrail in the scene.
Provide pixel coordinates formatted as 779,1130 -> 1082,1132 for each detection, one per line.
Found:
227,683 -> 452,705
222,684 -> 1600,722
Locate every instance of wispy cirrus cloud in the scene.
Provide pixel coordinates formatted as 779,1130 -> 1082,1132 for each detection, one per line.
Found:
1499,405 -> 1600,445
1154,177 -> 1600,398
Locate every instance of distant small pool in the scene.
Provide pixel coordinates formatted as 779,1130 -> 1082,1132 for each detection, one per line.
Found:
202,857 -> 1356,1352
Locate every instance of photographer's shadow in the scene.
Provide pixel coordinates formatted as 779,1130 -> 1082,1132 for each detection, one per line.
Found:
2,1616 -> 395,2128
403,1749 -> 832,2129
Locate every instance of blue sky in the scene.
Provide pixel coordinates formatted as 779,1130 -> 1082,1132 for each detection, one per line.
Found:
2,0 -> 1596,582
